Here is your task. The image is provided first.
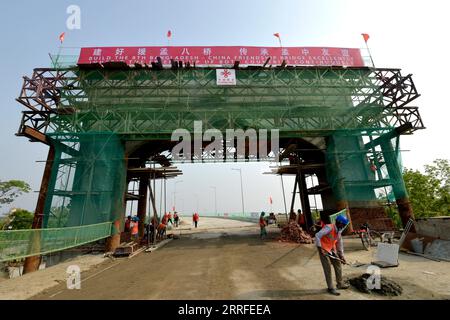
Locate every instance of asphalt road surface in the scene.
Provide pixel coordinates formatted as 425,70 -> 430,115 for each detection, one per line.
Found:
31,217 -> 450,300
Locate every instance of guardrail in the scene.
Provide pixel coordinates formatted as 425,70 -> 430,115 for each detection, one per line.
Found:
0,222 -> 112,262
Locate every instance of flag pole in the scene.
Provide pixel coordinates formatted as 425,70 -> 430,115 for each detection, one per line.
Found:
365,41 -> 375,68
167,30 -> 172,47
55,44 -> 63,68
55,32 -> 65,68
362,34 -> 375,68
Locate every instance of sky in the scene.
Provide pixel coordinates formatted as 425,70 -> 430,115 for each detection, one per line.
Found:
0,0 -> 449,215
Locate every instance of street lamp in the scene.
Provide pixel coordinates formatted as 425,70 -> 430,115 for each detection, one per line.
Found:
231,168 -> 245,216
173,180 -> 183,211
210,186 -> 217,216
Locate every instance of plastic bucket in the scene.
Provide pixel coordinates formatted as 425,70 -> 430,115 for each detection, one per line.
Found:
410,238 -> 424,254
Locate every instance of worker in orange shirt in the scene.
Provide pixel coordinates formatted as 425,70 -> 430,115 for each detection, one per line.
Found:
162,213 -> 168,225
130,216 -> 139,242
157,222 -> 166,240
315,215 -> 350,296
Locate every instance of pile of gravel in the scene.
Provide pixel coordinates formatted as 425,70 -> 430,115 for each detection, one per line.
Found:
349,273 -> 403,296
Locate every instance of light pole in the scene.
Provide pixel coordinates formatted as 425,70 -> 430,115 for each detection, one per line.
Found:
210,186 -> 217,216
193,193 -> 199,213
174,180 -> 183,211
180,198 -> 185,213
231,168 -> 245,216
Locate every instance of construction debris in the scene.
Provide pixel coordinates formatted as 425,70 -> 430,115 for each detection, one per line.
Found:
279,222 -> 313,244
349,273 -> 403,296
112,242 -> 139,257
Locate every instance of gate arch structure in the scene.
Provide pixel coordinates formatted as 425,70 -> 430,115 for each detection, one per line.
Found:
5,49 -> 424,271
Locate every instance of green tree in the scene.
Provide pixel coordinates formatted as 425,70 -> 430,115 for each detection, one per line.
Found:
403,159 -> 450,218
2,208 -> 34,230
1,208 -> 34,230
0,180 -> 31,208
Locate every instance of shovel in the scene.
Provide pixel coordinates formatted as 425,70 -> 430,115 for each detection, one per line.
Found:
325,252 -> 365,268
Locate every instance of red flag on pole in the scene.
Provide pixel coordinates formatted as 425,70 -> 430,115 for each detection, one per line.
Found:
167,30 -> 172,39
269,196 -> 273,205
361,33 -> 370,43
273,33 -> 282,48
59,32 -> 65,44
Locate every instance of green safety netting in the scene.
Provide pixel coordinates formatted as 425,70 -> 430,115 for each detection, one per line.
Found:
0,222 -> 112,262
0,132 -> 126,262
44,132 -> 127,228
325,133 -> 407,206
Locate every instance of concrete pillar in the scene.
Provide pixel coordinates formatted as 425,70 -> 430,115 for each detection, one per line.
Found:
23,145 -> 55,274
137,177 -> 148,238
105,220 -> 121,252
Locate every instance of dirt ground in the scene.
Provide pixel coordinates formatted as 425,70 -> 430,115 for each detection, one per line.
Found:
0,254 -> 107,300
2,217 -> 450,300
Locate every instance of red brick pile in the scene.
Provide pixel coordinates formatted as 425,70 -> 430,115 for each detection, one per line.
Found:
280,222 -> 313,244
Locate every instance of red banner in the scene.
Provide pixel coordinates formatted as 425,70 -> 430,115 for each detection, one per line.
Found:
78,46 -> 364,67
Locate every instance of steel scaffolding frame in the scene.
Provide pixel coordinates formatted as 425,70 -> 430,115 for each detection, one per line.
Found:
12,63 -> 424,270
16,66 -> 424,143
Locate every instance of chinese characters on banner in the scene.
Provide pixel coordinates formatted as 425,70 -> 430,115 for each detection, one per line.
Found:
78,46 -> 365,67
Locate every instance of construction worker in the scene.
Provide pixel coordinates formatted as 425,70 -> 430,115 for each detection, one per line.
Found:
174,211 -> 179,227
146,216 -> 157,243
289,209 -> 297,222
130,216 -> 139,242
297,209 -> 306,230
193,212 -> 199,228
259,212 -> 268,239
124,215 -> 132,232
168,212 -> 173,225
157,222 -> 166,240
162,212 -> 168,225
315,215 -> 350,296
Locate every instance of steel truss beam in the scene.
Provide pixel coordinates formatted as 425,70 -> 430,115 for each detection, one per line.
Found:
16,66 -> 424,141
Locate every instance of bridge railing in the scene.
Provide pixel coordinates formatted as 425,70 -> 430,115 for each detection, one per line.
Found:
0,222 -> 112,262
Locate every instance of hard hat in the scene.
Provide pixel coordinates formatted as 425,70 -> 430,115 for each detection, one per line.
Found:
335,215 -> 349,225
